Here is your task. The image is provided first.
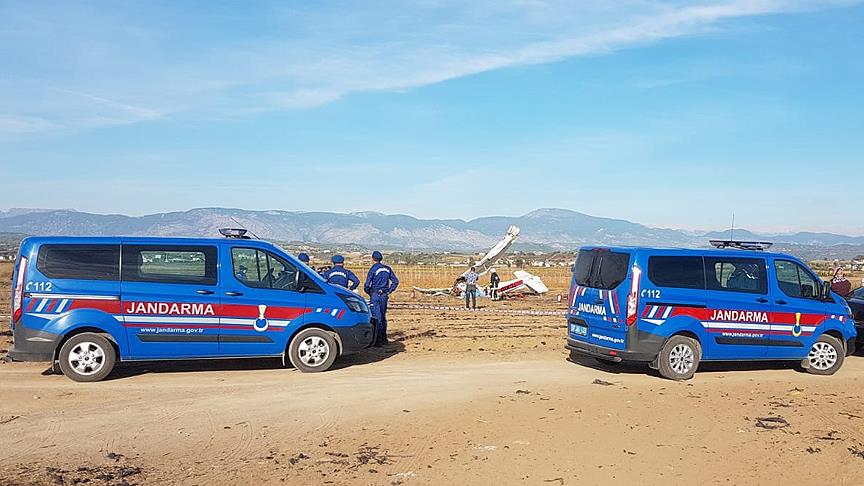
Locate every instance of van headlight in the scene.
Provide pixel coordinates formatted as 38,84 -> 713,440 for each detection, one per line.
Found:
338,293 -> 369,314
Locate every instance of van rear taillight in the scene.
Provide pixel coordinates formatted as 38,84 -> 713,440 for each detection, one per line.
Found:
12,256 -> 27,323
626,264 -> 641,326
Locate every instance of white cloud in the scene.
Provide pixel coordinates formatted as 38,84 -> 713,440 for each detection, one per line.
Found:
0,0 -> 859,135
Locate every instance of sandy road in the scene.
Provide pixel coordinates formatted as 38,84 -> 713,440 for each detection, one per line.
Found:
3,346 -> 864,485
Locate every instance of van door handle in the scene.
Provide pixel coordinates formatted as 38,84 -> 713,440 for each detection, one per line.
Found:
594,299 -> 604,304
196,289 -> 214,295
225,291 -> 244,297
775,299 -> 788,305
756,298 -> 768,303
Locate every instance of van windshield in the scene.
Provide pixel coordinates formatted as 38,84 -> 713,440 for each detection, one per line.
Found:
573,249 -> 630,290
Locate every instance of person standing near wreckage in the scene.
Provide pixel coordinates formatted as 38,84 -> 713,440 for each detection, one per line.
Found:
465,266 -> 479,310
365,251 -> 399,346
489,268 -> 500,301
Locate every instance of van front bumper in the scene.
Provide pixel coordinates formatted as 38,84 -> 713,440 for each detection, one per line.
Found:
7,324 -> 58,362
334,322 -> 374,355
566,337 -> 659,363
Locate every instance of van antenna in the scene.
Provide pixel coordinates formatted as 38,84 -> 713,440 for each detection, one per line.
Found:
729,213 -> 735,242
230,217 -> 260,239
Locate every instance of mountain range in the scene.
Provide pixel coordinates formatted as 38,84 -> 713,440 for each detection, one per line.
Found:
1,207 -> 862,255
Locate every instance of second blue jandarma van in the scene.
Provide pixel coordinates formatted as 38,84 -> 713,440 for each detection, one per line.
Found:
566,242 -> 856,380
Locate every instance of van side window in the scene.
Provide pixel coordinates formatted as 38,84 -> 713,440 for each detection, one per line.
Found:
122,245 -> 217,285
232,248 -> 300,291
775,260 -> 820,299
37,244 -> 119,281
647,256 -> 704,289
704,256 -> 767,294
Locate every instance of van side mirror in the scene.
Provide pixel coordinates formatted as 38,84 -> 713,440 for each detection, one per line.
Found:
821,281 -> 833,301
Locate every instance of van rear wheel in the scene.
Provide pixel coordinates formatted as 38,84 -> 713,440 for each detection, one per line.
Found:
288,328 -> 338,373
804,334 -> 844,375
658,335 -> 700,381
58,333 -> 116,382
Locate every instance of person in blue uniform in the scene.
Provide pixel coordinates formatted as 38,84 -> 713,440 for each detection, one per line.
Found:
297,252 -> 310,265
364,250 -> 399,346
321,255 -> 360,290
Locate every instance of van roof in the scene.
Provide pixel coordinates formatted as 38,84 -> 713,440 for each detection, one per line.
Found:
20,235 -> 275,246
578,245 -> 796,260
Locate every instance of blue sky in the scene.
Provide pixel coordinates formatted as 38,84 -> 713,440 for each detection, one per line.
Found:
1,0 -> 862,235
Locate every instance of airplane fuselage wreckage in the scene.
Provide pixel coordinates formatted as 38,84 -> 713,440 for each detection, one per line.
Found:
413,225 -> 549,299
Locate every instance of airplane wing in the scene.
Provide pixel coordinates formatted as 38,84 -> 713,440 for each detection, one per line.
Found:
461,225 -> 520,279
514,270 -> 549,294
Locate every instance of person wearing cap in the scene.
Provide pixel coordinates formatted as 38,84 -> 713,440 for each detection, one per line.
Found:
322,255 -> 360,290
364,250 -> 399,346
489,268 -> 500,301
297,252 -> 311,266
236,264 -> 248,281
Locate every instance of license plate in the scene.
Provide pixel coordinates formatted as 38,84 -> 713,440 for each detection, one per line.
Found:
570,323 -> 587,336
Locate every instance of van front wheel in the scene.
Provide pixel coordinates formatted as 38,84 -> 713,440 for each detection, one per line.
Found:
804,334 -> 844,375
658,335 -> 700,380
58,333 -> 116,382
288,328 -> 338,373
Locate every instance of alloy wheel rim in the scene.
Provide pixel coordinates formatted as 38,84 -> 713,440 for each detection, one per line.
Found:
68,341 -> 105,376
808,341 -> 838,371
669,343 -> 695,375
298,336 -> 330,367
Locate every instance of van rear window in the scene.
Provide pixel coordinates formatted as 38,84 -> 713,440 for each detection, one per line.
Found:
572,250 -> 594,287
648,256 -> 705,289
573,249 -> 630,290
37,244 -> 120,281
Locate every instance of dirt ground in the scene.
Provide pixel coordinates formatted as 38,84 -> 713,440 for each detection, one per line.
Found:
3,265 -> 864,485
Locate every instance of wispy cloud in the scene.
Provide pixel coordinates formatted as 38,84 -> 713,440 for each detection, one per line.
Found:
0,0 -> 859,135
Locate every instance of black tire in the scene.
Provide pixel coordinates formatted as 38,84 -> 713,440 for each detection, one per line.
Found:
288,328 -> 338,373
657,335 -> 701,381
804,334 -> 845,376
57,333 -> 116,382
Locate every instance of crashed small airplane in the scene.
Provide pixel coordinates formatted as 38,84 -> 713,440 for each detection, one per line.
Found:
413,225 -> 549,298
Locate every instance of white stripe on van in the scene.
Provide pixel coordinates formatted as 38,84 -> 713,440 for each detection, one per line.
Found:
647,306 -> 658,318
55,299 -> 69,313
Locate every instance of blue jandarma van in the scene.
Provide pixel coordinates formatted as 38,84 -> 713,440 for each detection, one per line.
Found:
8,230 -> 373,381
566,242 -> 857,380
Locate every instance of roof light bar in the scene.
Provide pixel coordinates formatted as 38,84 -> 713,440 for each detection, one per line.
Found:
709,240 -> 773,251
219,228 -> 250,239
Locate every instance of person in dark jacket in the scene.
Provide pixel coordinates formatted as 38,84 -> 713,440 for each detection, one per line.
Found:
489,268 -> 500,300
364,251 -> 399,346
